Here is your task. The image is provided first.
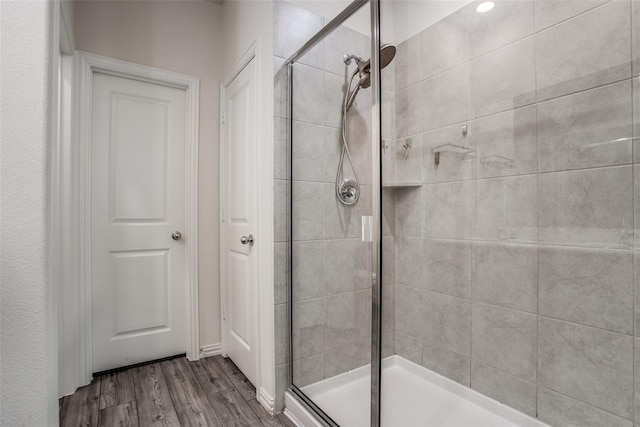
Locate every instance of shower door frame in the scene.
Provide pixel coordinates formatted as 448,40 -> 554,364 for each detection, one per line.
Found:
284,0 -> 384,426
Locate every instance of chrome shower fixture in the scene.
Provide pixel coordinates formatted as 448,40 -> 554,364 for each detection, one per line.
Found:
336,44 -> 396,206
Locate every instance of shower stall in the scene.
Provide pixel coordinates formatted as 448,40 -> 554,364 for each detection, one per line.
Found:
274,0 -> 640,425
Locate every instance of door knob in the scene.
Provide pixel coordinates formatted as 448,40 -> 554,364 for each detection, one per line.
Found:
240,234 -> 254,246
172,231 -> 182,241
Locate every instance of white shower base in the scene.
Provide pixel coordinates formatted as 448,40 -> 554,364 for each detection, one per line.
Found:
285,355 -> 549,427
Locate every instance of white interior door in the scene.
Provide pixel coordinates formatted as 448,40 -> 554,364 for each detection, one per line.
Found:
221,57 -> 258,386
91,71 -> 187,373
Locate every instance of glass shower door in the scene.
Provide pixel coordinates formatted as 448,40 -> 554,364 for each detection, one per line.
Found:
284,2 -> 376,426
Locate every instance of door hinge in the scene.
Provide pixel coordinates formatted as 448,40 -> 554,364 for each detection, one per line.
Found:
222,305 -> 226,321
221,208 -> 225,223
222,111 -> 226,125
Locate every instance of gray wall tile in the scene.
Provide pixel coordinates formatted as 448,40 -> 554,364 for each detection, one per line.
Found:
472,303 -> 537,381
347,82 -> 372,135
325,239 -> 370,296
395,137 -> 423,183
274,242 -> 288,304
324,289 -> 370,350
275,303 -> 289,366
533,0 -> 609,31
348,128 -> 373,186
324,71 -> 346,129
471,361 -> 536,417
292,62 -> 325,124
395,84 -> 421,138
394,34 -> 421,90
473,174 -> 537,243
472,243 -> 537,313
635,338 -> 640,421
274,179 -> 287,242
293,354 -> 324,388
395,332 -> 422,364
422,345 -> 471,386
395,285 -> 424,338
475,106 -> 537,179
467,0 -> 534,58
538,386 -> 633,427
382,332 -> 395,359
634,77 -> 640,160
324,339 -> 370,378
635,254 -> 640,336
539,317 -> 633,418
537,80 -> 633,172
395,187 -> 422,237
633,1 -> 640,77
423,238 -> 471,298
292,121 -> 340,183
420,8 -> 470,80
396,237 -> 423,287
291,241 -> 324,301
535,0 -> 631,101
423,180 -> 474,239
292,181 -> 326,241
423,124 -> 476,184
292,298 -> 325,359
421,64 -> 471,132
423,291 -> 471,357
470,37 -> 536,118
275,363 -> 288,412
382,284 -> 396,334
382,235 -> 396,285
274,117 -> 288,180
538,166 -> 633,248
382,90 -> 396,139
539,246 -> 633,334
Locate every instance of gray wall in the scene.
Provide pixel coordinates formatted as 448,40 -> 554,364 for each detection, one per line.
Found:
390,1 -> 640,425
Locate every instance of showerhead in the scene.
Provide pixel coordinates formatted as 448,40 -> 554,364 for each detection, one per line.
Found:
349,44 -> 397,79
344,44 -> 396,110
345,44 -> 396,111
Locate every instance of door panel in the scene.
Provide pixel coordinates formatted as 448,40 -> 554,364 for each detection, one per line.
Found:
222,57 -> 258,386
91,72 -> 186,372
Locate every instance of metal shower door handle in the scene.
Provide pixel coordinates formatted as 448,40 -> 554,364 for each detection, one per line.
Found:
240,234 -> 255,246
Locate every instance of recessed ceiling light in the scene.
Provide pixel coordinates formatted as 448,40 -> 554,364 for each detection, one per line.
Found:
476,1 -> 495,13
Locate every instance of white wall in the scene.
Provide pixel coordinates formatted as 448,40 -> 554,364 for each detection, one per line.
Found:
221,0 -> 276,410
0,0 -> 57,424
73,0 -> 224,350
391,0 -> 470,43
288,0 -> 470,45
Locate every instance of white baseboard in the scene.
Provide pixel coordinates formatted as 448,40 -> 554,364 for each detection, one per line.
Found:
258,387 -> 276,414
199,343 -> 222,358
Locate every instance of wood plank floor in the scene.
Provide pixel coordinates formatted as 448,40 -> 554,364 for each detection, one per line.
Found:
60,356 -> 295,427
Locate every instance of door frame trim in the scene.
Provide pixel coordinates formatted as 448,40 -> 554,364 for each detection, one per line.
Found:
219,39 -> 261,391
73,51 -> 200,384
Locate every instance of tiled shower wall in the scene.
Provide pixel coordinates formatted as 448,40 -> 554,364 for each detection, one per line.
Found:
389,0 -> 640,425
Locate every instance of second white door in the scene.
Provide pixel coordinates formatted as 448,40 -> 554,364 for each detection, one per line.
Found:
91,71 -> 188,373
221,57 -> 258,386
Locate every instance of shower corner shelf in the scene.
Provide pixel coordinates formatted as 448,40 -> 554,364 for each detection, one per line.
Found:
382,181 -> 423,188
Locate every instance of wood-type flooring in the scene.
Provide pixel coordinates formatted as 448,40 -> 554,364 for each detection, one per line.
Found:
59,355 -> 295,427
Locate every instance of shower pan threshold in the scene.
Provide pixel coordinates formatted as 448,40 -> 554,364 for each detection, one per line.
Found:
285,355 -> 549,427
